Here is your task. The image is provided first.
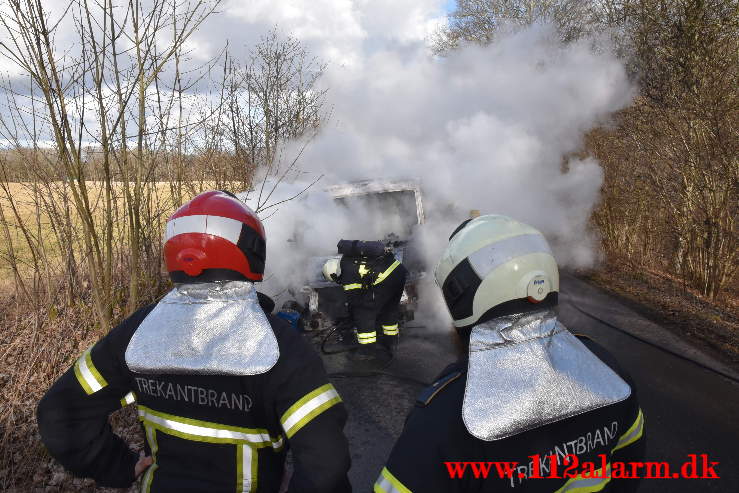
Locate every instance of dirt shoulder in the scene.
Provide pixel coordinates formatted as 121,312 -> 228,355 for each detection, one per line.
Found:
581,264 -> 739,370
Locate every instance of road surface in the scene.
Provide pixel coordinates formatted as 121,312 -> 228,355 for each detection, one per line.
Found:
318,273 -> 739,492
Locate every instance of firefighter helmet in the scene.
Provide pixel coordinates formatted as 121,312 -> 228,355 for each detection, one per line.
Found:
322,258 -> 341,282
434,214 -> 559,330
164,190 -> 266,283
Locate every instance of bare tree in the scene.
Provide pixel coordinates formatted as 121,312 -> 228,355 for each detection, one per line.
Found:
212,28 -> 326,190
433,0 -> 621,52
592,0 -> 738,300
0,6 -> 332,489
0,0 -> 221,328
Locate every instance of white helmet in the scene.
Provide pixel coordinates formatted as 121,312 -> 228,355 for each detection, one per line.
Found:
322,258 -> 341,282
434,215 -> 559,330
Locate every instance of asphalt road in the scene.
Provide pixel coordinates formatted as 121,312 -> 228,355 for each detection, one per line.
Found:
318,273 -> 739,492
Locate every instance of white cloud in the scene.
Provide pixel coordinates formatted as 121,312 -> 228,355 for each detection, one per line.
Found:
192,0 -> 446,67
0,2 -> 632,320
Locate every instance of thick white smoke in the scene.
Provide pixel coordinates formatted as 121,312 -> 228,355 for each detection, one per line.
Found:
247,24 -> 632,324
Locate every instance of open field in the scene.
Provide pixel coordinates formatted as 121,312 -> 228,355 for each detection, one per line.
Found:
0,180 -> 251,292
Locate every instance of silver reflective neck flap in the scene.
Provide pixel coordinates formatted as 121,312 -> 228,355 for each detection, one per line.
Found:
463,312 -> 631,441
125,281 -> 279,376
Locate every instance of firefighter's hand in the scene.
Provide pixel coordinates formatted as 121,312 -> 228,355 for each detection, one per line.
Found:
134,452 -> 154,478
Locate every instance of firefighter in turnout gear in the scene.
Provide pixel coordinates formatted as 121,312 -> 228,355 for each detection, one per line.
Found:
375,215 -> 644,493
323,240 -> 408,356
37,191 -> 352,492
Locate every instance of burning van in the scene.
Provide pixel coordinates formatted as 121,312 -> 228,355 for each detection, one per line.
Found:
298,179 -> 425,330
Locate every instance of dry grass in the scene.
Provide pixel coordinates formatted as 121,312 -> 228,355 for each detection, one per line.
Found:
0,180 -> 252,490
0,297 -> 145,492
0,182 -> 169,491
586,261 -> 739,368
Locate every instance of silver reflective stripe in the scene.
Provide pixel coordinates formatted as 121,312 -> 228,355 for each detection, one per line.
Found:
374,467 -> 411,493
165,214 -> 243,244
141,424 -> 159,493
281,384 -> 342,439
554,464 -> 611,493
467,233 -> 552,279
237,444 -> 257,493
73,347 -> 108,395
358,333 -> 377,344
138,405 -> 282,449
358,331 -> 377,344
120,391 -> 136,407
612,409 -> 644,452
139,406 -> 268,493
382,324 -> 399,335
374,260 -> 400,285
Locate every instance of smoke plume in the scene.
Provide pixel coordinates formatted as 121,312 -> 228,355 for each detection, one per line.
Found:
246,24 -> 632,325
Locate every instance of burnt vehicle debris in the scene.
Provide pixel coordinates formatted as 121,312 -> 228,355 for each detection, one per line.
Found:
281,179 -> 426,335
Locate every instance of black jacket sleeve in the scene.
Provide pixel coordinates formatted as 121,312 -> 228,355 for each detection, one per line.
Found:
36,305 -> 154,488
268,318 -> 351,493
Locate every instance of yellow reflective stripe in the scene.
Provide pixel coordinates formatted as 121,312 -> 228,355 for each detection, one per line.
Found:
73,346 -> 108,395
374,467 -> 412,493
358,331 -> 377,343
236,443 -> 258,493
73,364 -> 93,395
549,410 -> 644,493
141,423 -> 159,493
280,384 -> 342,439
373,260 -> 400,285
554,464 -> 611,493
550,410 -> 644,493
120,391 -> 136,408
138,405 -> 282,449
612,409 -> 644,452
344,283 -> 363,290
382,324 -> 399,335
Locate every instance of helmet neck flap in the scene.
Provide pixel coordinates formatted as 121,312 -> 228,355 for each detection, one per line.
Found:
125,281 -> 279,375
462,312 -> 631,441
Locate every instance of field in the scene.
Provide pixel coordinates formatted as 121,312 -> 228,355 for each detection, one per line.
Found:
1,181 -> 174,285
0,180 -> 215,491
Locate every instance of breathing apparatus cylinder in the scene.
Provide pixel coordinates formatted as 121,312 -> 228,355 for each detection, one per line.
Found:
336,239 -> 386,258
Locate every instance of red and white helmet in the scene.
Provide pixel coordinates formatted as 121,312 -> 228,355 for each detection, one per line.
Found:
164,191 -> 266,283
